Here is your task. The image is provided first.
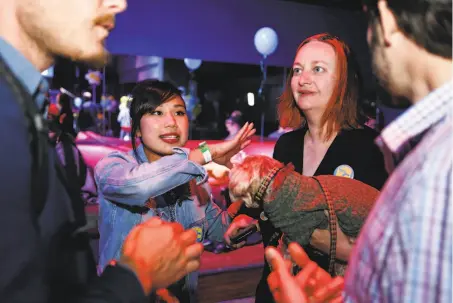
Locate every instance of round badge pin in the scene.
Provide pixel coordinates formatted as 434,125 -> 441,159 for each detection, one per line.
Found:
260,211 -> 269,221
192,226 -> 203,242
334,164 -> 354,179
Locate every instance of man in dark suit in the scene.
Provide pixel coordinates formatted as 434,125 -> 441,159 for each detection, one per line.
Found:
0,0 -> 204,302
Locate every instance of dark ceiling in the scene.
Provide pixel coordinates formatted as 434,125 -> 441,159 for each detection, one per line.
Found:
281,0 -> 363,11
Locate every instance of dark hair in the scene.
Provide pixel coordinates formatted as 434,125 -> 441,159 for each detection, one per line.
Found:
363,0 -> 452,58
57,93 -> 76,136
129,80 -> 183,160
226,110 -> 244,127
58,93 -> 72,115
278,33 -> 365,141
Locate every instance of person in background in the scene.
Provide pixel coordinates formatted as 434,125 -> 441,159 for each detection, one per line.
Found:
224,110 -> 244,140
56,92 -> 77,137
198,90 -> 221,133
0,0 -> 206,302
106,94 -> 120,136
117,95 -> 131,140
225,33 -> 388,303
95,79 -> 256,302
78,91 -> 100,133
48,94 -> 98,206
267,125 -> 294,140
362,99 -> 384,132
264,0 -> 452,302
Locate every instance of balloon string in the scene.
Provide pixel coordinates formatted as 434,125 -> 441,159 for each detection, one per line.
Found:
258,56 -> 267,97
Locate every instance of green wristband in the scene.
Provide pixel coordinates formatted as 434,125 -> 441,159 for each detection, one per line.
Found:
198,141 -> 212,163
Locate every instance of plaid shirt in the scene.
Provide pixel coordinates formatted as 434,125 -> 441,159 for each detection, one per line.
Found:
344,81 -> 452,303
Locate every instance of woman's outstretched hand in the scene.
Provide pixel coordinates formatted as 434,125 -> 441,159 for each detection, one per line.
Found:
209,122 -> 256,168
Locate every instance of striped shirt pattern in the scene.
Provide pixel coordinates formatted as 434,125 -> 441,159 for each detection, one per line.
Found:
344,81 -> 453,303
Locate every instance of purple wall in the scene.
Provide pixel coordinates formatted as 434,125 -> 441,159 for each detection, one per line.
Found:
108,0 -> 372,85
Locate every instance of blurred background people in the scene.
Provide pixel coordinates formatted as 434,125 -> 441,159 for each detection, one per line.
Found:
267,125 -> 294,140
55,92 -> 77,137
117,95 -> 131,140
225,110 -> 244,140
78,91 -> 100,132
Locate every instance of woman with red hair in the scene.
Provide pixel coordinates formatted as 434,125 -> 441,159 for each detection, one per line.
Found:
225,33 -> 388,303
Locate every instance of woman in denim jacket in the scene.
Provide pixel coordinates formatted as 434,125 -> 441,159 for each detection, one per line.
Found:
95,80 -> 255,302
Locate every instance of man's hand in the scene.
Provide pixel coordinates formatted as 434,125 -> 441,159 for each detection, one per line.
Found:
209,122 -> 256,168
265,243 -> 344,303
119,218 -> 204,295
266,246 -> 310,303
224,214 -> 257,249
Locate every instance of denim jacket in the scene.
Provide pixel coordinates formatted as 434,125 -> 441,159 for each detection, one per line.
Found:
95,145 -> 231,300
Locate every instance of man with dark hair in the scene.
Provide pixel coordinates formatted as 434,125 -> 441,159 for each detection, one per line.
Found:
345,1 -> 452,301
263,0 -> 452,302
0,0 -> 204,302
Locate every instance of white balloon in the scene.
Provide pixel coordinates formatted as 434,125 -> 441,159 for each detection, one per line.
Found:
74,97 -> 82,108
184,58 -> 202,71
254,27 -> 279,57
